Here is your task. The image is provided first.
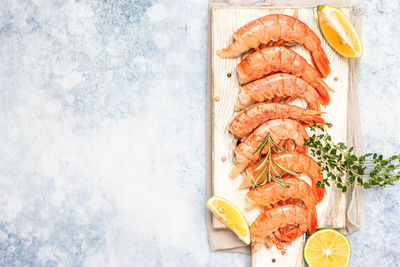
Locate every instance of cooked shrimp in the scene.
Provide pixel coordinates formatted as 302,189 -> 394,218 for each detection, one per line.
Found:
216,14 -> 331,77
246,176 -> 318,233
230,119 -> 308,178
235,73 -> 322,112
236,46 -> 332,105
250,205 -> 312,252
229,102 -> 324,139
241,152 -> 325,203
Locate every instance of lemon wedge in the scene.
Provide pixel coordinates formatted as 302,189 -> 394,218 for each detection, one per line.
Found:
206,196 -> 251,245
304,228 -> 351,267
317,5 -> 363,58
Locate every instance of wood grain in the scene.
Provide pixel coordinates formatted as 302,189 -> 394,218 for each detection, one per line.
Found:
210,6 -> 350,266
252,236 -> 305,267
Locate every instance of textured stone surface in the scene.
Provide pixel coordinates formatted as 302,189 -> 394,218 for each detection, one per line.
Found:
0,0 -> 398,266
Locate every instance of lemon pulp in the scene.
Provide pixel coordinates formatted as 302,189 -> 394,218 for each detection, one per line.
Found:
304,228 -> 351,267
206,196 -> 251,244
318,5 -> 363,58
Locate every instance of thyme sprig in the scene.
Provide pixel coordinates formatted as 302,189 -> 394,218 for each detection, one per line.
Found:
251,134 -> 299,189
304,123 -> 400,192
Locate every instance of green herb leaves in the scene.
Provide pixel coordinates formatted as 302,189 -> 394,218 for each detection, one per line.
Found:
305,123 -> 400,190
251,134 -> 298,189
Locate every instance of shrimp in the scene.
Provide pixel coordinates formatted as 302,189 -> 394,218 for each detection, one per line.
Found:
241,152 -> 325,203
250,205 -> 312,252
236,46 -> 332,105
246,176 -> 318,233
235,73 -> 322,112
230,119 -> 308,179
229,102 -> 324,139
216,14 -> 331,77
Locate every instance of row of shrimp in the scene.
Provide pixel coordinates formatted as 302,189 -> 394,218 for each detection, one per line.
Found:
217,14 -> 333,253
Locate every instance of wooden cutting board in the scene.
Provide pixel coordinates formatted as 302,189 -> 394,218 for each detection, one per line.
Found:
210,6 -> 351,267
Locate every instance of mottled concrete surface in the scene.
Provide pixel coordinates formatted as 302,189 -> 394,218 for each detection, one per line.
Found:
0,0 -> 399,266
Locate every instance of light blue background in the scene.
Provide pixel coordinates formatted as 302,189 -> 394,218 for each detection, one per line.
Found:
0,0 -> 399,266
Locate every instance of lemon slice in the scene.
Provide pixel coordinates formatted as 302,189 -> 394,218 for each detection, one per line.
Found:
317,5 -> 363,58
206,196 -> 251,244
304,229 -> 351,267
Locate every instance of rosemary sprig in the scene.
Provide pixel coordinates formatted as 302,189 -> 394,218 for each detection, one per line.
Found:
304,123 -> 400,192
251,134 -> 298,189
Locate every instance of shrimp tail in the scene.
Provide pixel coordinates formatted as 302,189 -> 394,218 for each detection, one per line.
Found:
312,49 -> 331,78
234,104 -> 243,112
317,187 -> 326,203
230,151 -> 252,179
309,206 -> 318,234
230,163 -> 249,179
304,110 -> 325,125
216,38 -> 254,58
229,166 -> 243,179
245,196 -> 258,210
311,79 -> 333,106
240,172 -> 254,189
315,185 -> 326,203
